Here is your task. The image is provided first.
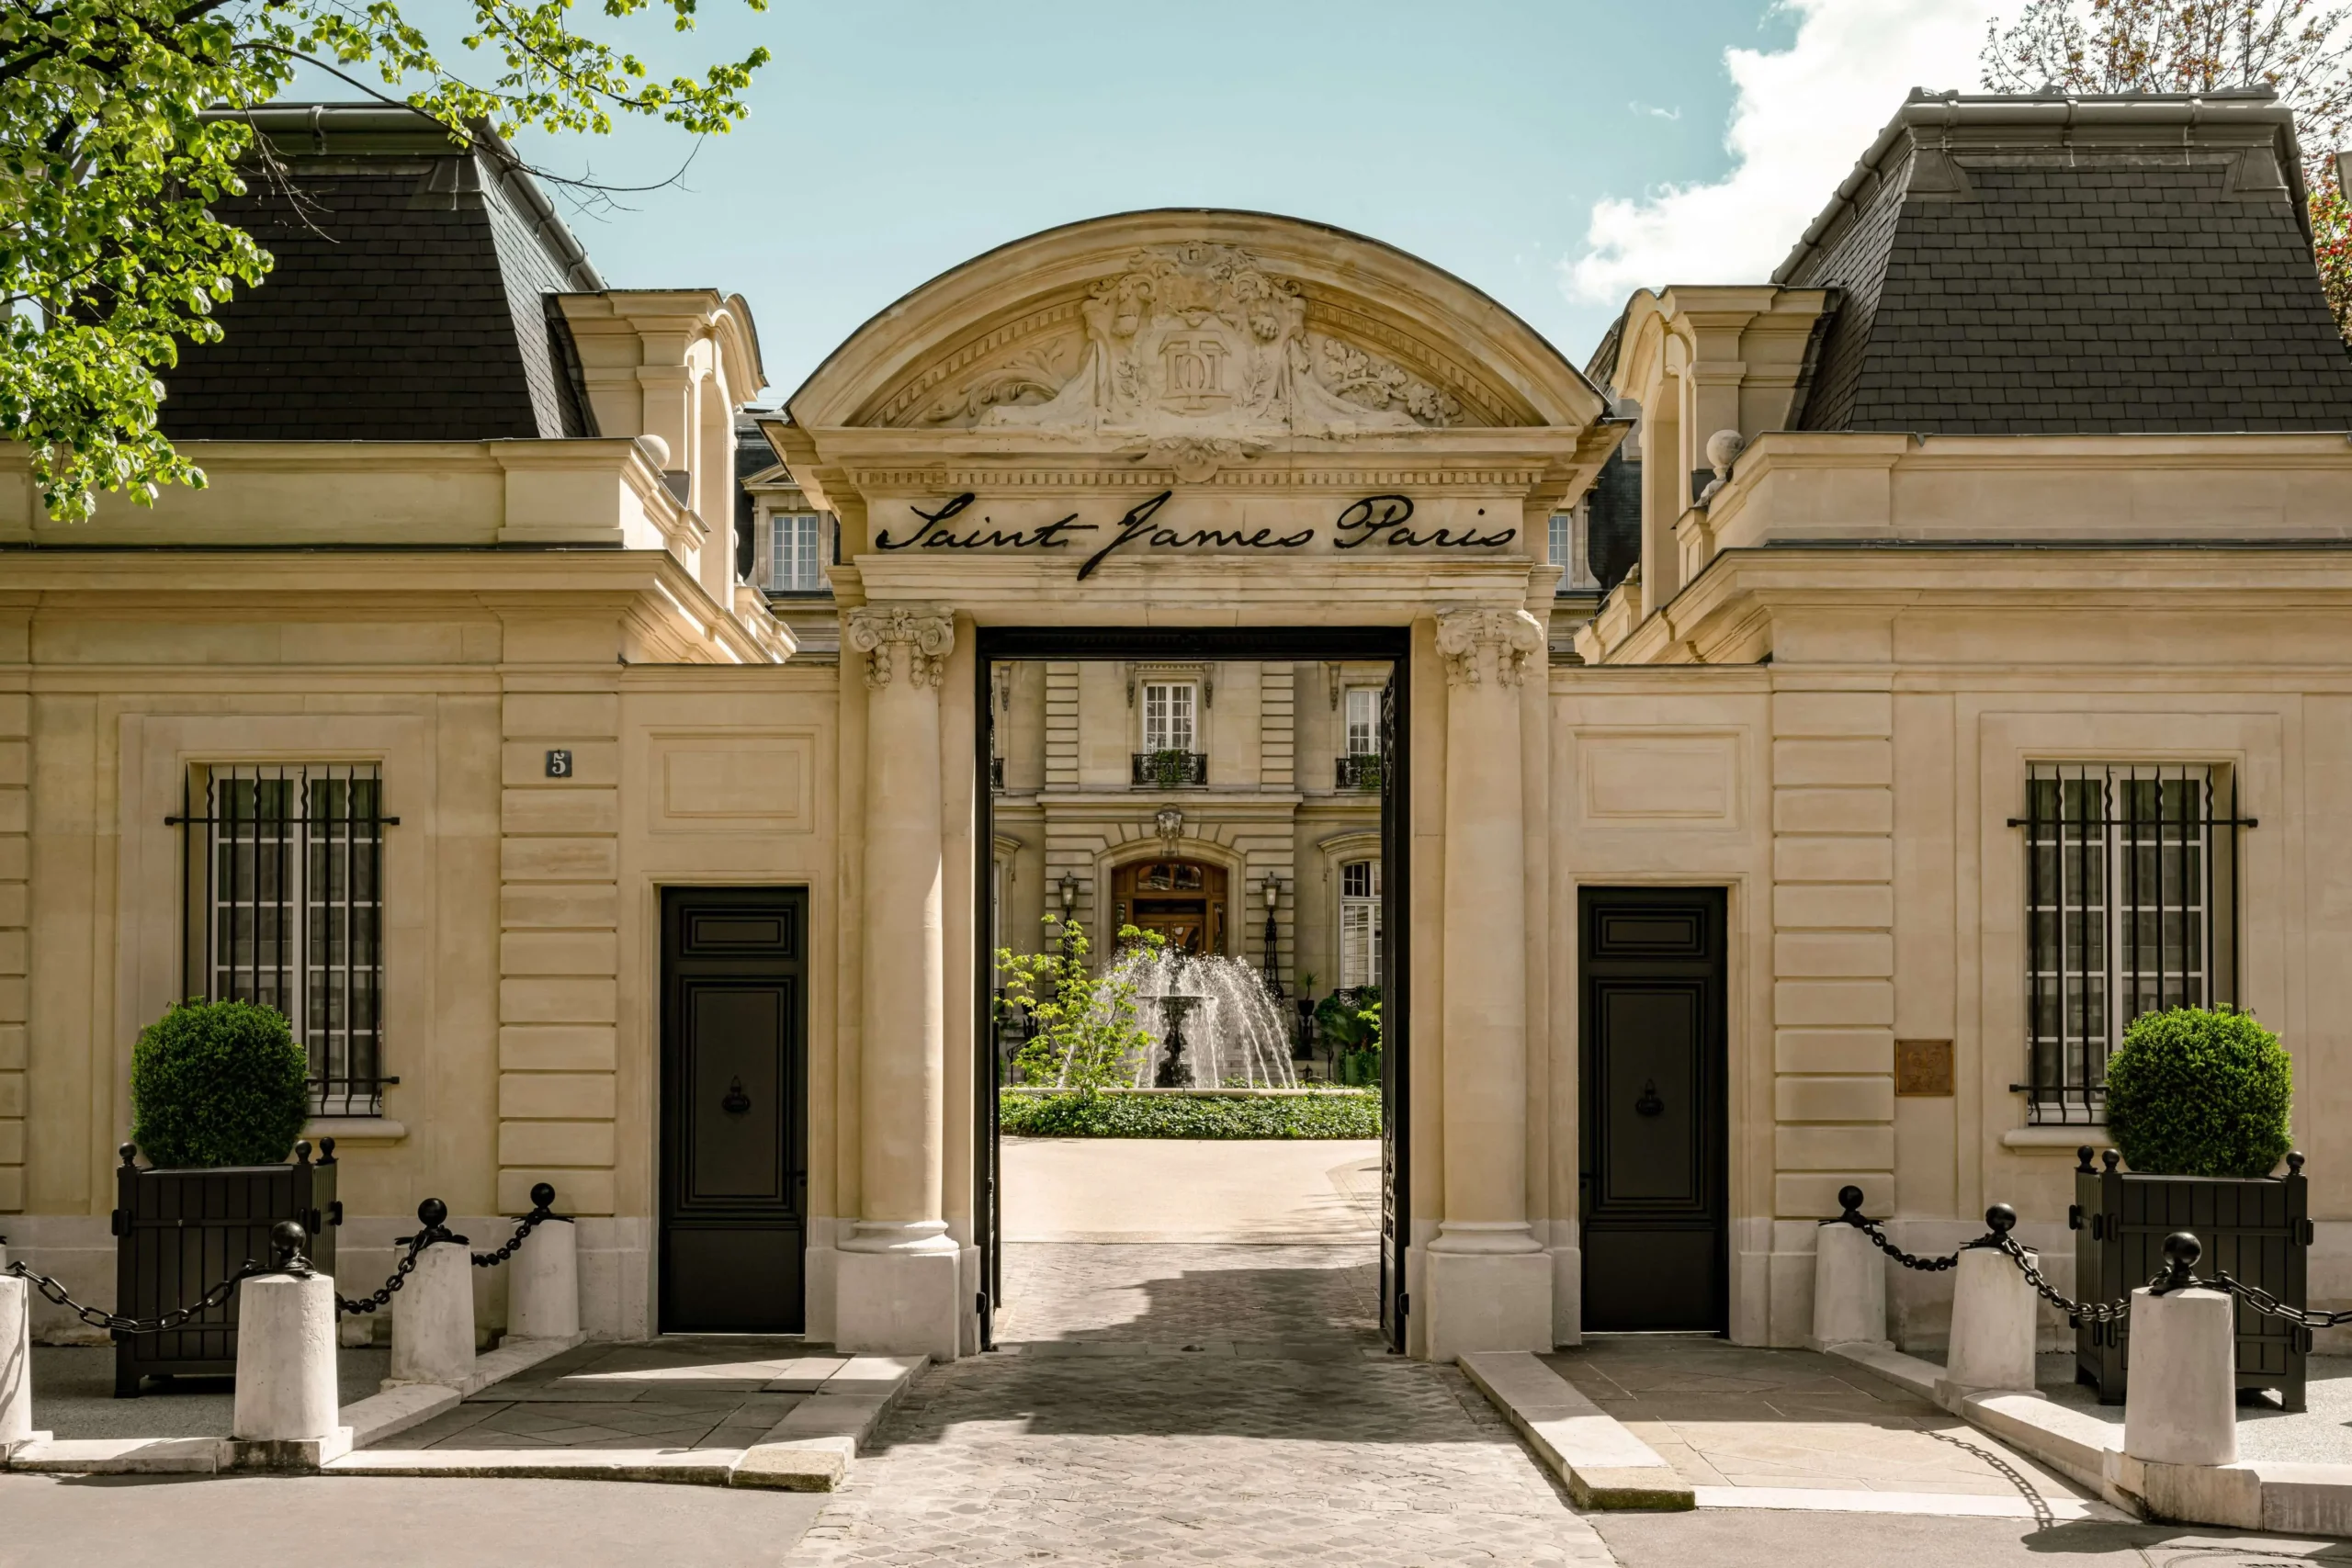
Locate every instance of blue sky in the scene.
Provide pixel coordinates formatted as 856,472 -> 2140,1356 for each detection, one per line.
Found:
305,0 -> 2009,398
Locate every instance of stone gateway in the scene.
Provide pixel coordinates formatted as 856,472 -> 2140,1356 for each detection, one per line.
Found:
6,91 -> 2352,1369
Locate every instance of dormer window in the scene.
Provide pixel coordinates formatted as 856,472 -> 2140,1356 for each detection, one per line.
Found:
767,511 -> 825,593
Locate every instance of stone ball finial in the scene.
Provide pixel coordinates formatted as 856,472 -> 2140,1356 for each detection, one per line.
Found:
636,433 -> 672,470
1984,1203 -> 2018,1235
1705,428 -> 1746,478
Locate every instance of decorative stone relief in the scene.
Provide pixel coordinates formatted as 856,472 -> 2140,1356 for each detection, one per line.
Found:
1435,608 -> 1544,688
919,243 -> 1464,447
846,604 -> 956,691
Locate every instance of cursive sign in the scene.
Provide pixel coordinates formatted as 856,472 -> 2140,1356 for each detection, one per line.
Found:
875,491 -> 1516,581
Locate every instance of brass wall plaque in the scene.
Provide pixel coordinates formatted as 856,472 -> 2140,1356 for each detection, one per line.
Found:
1895,1039 -> 1955,1098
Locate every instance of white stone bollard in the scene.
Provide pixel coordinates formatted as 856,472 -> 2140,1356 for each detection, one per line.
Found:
505,1197 -> 580,1342
2125,1235 -> 2239,1468
1810,1191 -> 1890,1350
232,1269 -> 340,1446
2,1272 -> 41,1453
388,1201 -> 477,1387
1940,1208 -> 2040,1401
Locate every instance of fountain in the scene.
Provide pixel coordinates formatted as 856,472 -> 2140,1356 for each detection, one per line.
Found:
1124,949 -> 1296,1090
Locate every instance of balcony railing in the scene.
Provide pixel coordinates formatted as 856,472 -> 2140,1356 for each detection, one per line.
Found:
989,756 -> 1005,790
1335,753 -> 1385,792
1132,750 -> 1208,788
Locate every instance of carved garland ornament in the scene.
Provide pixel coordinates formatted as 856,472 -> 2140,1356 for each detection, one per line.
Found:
846,604 -> 956,691
1434,608 -> 1544,689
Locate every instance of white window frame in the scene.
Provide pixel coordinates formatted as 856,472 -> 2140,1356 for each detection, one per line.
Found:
1340,858 -> 1382,988
1141,681 -> 1198,755
766,509 -> 825,593
1343,687 -> 1380,757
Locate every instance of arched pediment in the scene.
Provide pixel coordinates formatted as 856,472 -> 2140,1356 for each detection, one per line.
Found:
788,210 -> 1605,445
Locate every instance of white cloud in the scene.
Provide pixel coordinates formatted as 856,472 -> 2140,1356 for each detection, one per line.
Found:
1566,0 -> 2007,306
1630,102 -> 1684,120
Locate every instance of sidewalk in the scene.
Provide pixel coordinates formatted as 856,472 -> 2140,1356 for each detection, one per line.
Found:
1541,1336 -> 2110,1519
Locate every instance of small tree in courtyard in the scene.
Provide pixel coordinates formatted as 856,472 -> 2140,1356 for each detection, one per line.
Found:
995,917 -> 1166,1095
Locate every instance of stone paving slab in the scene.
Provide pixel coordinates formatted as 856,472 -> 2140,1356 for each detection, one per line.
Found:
787,1242 -> 1611,1566
1544,1337 -> 2105,1509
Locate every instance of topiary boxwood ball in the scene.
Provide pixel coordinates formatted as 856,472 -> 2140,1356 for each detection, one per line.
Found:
130,999 -> 311,1168
2106,1006 -> 2292,1179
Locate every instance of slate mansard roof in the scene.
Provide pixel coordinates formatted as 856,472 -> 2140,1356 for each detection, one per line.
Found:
1774,90 -> 2352,434
159,106 -> 605,441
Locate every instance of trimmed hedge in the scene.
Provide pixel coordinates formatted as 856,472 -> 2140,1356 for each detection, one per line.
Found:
1001,1089 -> 1381,1140
130,999 -> 311,1168
2107,1006 -> 2292,1179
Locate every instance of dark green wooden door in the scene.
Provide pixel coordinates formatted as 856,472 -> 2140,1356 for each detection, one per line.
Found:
660,887 -> 807,1333
1578,887 -> 1727,1333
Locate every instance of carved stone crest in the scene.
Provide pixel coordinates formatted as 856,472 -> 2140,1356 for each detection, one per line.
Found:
1435,608 -> 1544,688
921,243 -> 1463,450
846,604 -> 955,691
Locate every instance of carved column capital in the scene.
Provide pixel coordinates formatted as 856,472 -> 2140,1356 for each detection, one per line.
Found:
845,604 -> 956,690
1434,607 -> 1544,688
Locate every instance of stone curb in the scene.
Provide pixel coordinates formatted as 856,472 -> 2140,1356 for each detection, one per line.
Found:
319,1350 -> 925,1490
0,1337 -> 912,1487
1824,1338 -> 2352,1532
1458,1349 -> 1695,1511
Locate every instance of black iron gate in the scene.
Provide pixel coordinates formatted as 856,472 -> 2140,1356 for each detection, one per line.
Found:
1378,668 -> 1410,1351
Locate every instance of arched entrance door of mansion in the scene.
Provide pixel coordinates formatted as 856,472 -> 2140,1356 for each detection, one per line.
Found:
763,211 -> 1624,1363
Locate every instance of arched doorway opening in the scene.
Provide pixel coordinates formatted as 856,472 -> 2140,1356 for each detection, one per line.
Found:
1111,858 -> 1227,956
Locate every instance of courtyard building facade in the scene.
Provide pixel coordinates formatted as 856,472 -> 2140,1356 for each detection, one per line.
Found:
6,90 -> 2352,1361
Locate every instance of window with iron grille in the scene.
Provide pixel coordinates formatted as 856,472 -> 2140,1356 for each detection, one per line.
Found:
2015,761 -> 2250,1125
767,511 -> 825,592
1340,859 -> 1382,988
175,763 -> 394,1117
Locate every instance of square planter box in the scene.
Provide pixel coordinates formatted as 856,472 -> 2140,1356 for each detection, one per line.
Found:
2073,1145 -> 2308,1411
111,1139 -> 341,1396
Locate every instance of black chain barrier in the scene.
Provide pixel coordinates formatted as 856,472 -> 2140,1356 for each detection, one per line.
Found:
1827,1190 -> 2148,1328
1824,1185 -> 1961,1272
471,1184 -> 565,1269
2151,1230 -> 2352,1329
334,1187 -> 561,1315
5,1221 -> 314,1335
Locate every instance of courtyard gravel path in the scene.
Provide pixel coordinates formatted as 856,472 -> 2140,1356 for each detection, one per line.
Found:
786,1242 -> 1611,1567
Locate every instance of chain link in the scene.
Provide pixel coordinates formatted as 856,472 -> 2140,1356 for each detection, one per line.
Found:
334,1230 -> 433,1316
6,1247 -> 299,1337
1994,1235 -> 2140,1326
470,1196 -> 562,1269
1824,1188 -> 1961,1272
2203,1270 -> 2352,1330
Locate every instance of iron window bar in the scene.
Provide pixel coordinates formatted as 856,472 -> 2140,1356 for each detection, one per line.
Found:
2007,762 -> 2254,1126
169,763 -> 398,1117
1335,754 -> 1385,792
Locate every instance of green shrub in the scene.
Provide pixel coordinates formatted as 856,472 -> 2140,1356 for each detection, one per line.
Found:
1001,1089 -> 1381,1140
2106,1007 -> 2292,1178
130,999 -> 311,1168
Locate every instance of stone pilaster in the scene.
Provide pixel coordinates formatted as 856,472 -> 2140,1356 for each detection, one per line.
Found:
0,683 -> 24,1214
1768,684 -> 1897,1345
1423,607 -> 1552,1359
836,604 -> 962,1360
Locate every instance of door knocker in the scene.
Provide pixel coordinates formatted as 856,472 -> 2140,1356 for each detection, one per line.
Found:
721,1076 -> 752,1115
1634,1078 -> 1664,1118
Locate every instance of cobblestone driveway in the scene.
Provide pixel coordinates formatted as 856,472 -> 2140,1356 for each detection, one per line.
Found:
788,1243 -> 1612,1567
